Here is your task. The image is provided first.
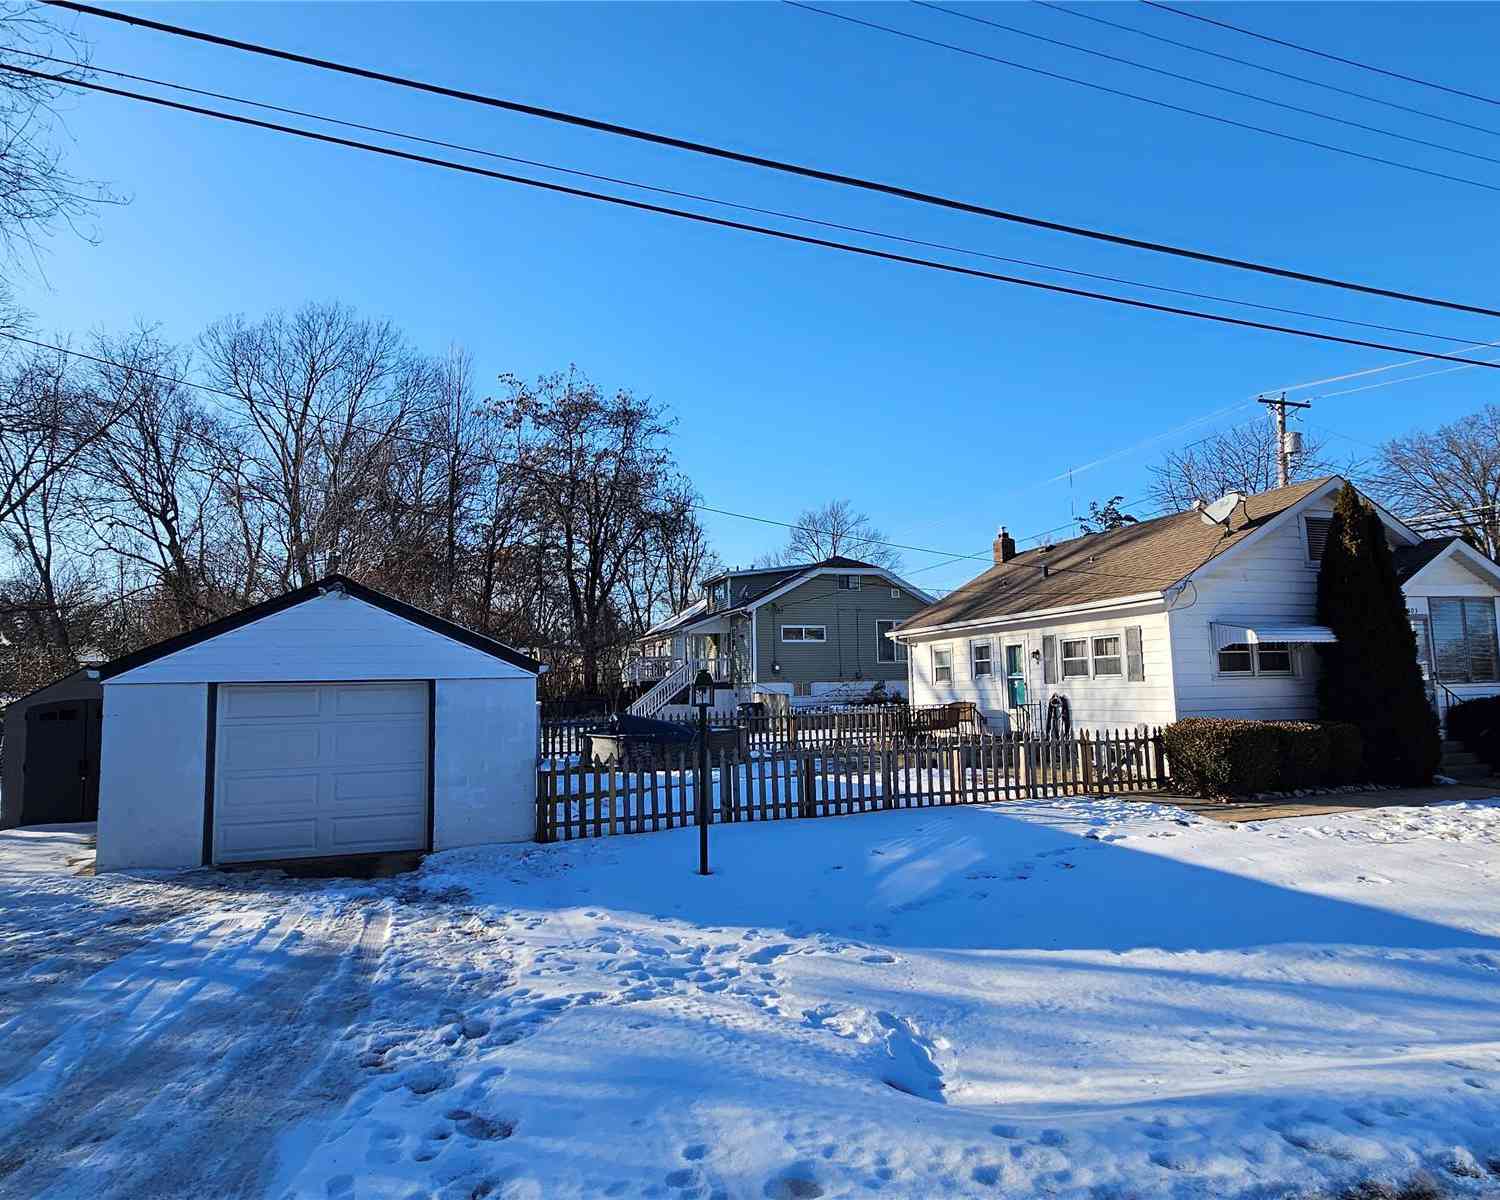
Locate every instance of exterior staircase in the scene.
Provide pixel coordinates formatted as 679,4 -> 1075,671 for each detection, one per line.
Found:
629,660 -> 694,718
1440,738 -> 1493,783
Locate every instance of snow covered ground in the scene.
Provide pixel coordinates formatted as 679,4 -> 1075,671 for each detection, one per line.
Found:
3,799 -> 1500,1200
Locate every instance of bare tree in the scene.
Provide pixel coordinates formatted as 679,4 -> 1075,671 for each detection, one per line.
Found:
1371,405 -> 1500,556
506,369 -> 679,695
1147,418 -> 1334,512
0,3 -> 120,265
81,329 -> 232,630
200,302 -> 438,589
0,346 -> 91,663
761,498 -> 901,569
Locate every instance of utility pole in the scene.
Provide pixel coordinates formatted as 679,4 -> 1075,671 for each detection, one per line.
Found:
1258,393 -> 1311,489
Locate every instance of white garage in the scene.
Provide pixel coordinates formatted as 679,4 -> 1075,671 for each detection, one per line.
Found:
94,576 -> 541,872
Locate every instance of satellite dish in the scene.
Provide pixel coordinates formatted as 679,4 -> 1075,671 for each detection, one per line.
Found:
1197,491 -> 1244,528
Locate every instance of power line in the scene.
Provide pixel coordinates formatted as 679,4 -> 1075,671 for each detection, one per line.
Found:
911,0 -> 1500,169
1143,1 -> 1500,110
1035,1 -> 1500,142
18,67 -> 1500,371
1262,339 -> 1500,396
41,0 -> 1500,321
7,45 -> 1486,350
789,1 -> 1500,195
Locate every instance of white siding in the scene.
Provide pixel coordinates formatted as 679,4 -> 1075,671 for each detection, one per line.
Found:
97,683 -> 209,871
906,602 -> 1176,730
1169,506 -> 1324,720
433,679 -> 538,847
108,592 -> 531,685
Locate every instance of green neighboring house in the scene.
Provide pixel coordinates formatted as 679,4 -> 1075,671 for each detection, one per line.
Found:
627,557 -> 935,716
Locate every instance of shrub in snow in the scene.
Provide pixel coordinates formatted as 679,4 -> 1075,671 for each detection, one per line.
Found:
1316,482 -> 1441,786
1165,717 -> 1372,797
1446,695 -> 1500,770
1162,718 -> 1283,798
1319,720 -> 1366,785
1266,720 -> 1333,789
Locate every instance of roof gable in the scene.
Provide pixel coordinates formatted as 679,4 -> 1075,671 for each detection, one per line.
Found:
100,576 -> 539,683
740,562 -> 936,610
1400,537 -> 1500,591
899,477 -> 1336,633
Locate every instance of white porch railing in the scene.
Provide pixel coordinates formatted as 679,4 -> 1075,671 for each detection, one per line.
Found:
626,655 -> 680,686
627,657 -> 735,718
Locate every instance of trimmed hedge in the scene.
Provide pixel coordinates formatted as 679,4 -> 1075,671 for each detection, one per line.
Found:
1320,721 -> 1365,786
1447,697 -> 1500,770
1163,717 -> 1365,798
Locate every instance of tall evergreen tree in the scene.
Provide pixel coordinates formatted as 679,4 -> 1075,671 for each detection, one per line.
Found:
1316,483 -> 1440,785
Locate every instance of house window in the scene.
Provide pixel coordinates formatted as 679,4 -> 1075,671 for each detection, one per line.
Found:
781,624 -> 827,643
1092,635 -> 1122,677
933,646 -> 953,685
890,586 -> 901,599
1255,642 -> 1293,674
971,640 -> 993,677
1431,597 -> 1499,683
876,619 -> 905,663
1060,638 -> 1090,678
1304,515 -> 1333,564
1217,641 -> 1294,676
1217,643 -> 1254,674
839,575 -> 861,590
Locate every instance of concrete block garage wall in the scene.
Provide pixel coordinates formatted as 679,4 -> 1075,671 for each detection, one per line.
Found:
96,683 -> 209,871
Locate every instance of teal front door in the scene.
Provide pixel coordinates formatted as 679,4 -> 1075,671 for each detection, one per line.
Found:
1004,644 -> 1027,708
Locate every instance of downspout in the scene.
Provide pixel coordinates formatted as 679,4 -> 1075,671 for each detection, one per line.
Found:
751,607 -> 759,685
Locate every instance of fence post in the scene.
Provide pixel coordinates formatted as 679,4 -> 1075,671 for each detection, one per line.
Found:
535,764 -> 550,843
1079,730 -> 1094,795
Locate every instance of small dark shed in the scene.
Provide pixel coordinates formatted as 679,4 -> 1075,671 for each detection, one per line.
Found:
0,669 -> 103,829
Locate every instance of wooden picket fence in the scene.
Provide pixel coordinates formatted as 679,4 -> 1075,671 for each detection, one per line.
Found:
535,727 -> 1167,843
539,704 -> 916,759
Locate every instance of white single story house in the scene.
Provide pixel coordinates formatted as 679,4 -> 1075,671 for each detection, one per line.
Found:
94,575 -> 540,872
893,476 -> 1500,732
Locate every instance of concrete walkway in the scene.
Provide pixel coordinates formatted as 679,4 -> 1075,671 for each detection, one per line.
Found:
1154,780 -> 1500,824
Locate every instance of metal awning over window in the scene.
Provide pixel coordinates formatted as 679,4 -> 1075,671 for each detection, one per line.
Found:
1212,622 -> 1338,650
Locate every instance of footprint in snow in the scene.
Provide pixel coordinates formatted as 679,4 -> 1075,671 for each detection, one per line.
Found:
745,943 -> 794,965
860,952 -> 896,965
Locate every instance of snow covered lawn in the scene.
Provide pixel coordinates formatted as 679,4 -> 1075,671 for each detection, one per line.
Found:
3,799 -> 1500,1199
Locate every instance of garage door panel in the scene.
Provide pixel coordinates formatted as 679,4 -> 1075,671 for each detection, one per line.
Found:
221,685 -> 323,719
214,682 -> 427,864
330,767 -> 425,807
328,812 -> 427,852
220,724 -> 320,770
330,720 -> 426,765
333,684 -> 426,717
219,818 -> 319,858
217,771 -> 320,817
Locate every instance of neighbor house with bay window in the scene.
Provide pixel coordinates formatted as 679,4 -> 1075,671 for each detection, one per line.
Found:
892,476 -> 1500,733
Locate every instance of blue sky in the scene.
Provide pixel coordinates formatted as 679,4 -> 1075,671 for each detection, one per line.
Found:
12,1 -> 1500,595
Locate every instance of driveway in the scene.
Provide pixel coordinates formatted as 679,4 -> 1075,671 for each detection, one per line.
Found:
0,827 -> 485,1200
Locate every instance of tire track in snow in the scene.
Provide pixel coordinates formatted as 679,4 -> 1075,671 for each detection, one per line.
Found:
0,901 -> 391,1200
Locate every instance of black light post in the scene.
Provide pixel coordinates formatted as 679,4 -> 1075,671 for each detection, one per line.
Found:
690,668 -> 714,876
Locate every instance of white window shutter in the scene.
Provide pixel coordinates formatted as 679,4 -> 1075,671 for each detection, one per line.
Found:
1042,634 -> 1058,685
1126,625 -> 1145,681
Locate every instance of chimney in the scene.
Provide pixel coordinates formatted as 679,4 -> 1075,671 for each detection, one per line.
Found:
993,526 -> 1017,565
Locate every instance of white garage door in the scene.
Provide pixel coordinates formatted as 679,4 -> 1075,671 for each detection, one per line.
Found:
213,682 -> 428,864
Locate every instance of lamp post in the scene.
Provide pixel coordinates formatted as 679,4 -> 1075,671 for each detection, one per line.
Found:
690,668 -> 714,876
